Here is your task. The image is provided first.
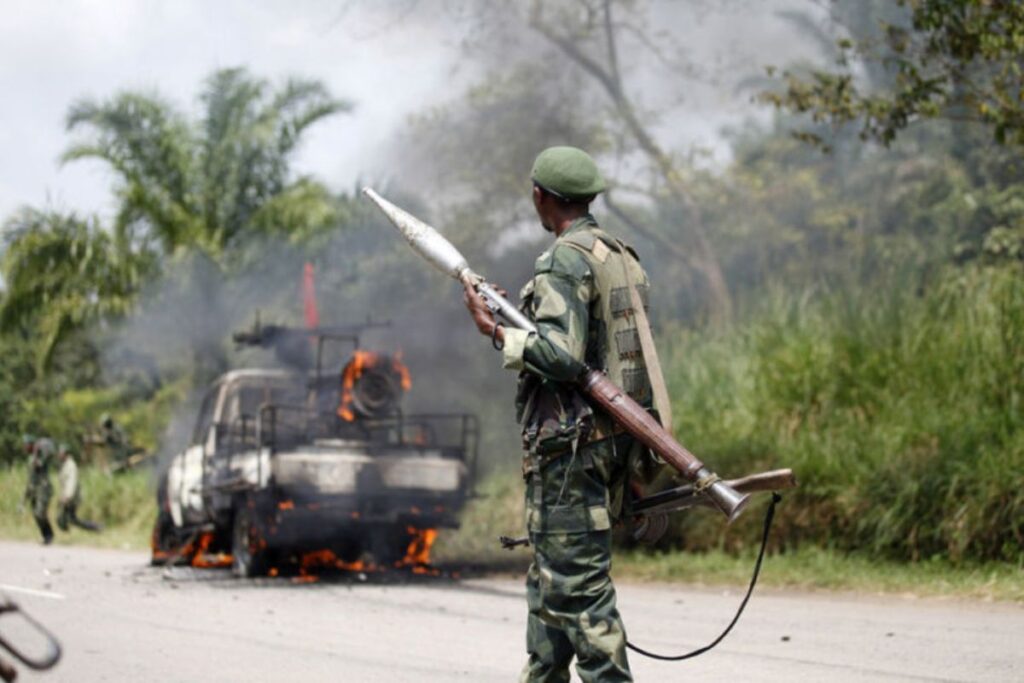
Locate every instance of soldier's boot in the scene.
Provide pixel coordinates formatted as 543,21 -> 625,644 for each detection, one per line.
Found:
72,511 -> 102,532
34,515 -> 54,545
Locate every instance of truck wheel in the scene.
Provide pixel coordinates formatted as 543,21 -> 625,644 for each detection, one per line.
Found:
370,525 -> 414,567
150,511 -> 178,566
232,503 -> 268,578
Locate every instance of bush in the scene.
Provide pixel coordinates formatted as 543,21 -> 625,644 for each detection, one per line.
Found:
662,264 -> 1024,563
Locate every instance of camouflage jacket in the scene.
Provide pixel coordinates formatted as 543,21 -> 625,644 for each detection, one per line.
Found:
502,215 -> 652,457
24,450 -> 53,503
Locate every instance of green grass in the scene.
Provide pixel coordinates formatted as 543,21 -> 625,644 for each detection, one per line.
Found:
614,547 -> 1024,602
437,469 -> 1024,601
659,264 -> 1024,564
0,464 -> 153,550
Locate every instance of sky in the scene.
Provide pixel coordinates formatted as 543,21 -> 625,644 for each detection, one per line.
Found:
0,0 -> 821,226
0,0 -> 471,223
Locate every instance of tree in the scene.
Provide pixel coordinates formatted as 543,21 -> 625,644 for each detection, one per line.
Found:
0,209 -> 145,373
62,67 -> 351,269
397,1 -> 736,323
763,0 -> 1024,148
527,0 -> 733,322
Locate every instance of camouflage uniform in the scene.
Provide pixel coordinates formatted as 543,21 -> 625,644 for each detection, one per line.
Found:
23,438 -> 55,544
503,215 -> 655,683
99,414 -> 131,471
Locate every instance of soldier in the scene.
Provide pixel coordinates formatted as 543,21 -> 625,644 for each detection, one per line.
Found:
21,436 -> 55,545
98,413 -> 130,471
463,146 -> 659,682
56,443 -> 102,533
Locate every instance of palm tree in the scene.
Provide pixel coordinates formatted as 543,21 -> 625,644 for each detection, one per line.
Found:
0,209 -> 146,373
62,67 -> 351,269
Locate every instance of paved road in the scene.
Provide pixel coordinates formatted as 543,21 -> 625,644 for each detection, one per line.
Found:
1,541 -> 1021,682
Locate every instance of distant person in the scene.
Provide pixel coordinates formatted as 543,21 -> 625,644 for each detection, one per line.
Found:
20,435 -> 55,544
56,443 -> 101,533
98,413 -> 131,471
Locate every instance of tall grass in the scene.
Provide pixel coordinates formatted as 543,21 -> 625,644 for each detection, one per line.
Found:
664,264 -> 1024,563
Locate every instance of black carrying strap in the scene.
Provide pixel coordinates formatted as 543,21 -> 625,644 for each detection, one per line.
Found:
626,492 -> 782,662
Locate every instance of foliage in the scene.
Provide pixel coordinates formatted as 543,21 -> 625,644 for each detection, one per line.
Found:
0,209 -> 148,373
63,67 -> 351,268
408,0 -> 735,321
763,1 -> 1024,148
660,263 -> 1024,563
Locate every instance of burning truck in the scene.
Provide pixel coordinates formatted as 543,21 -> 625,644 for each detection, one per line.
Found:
151,318 -> 478,577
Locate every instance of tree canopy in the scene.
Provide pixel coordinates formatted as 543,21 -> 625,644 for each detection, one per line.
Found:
63,67 -> 351,268
763,0 -> 1024,148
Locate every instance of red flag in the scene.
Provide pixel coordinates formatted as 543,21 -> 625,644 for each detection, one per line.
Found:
303,262 -> 320,330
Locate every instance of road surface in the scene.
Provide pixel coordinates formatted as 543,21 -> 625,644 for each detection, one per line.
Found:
0,541 -> 1021,682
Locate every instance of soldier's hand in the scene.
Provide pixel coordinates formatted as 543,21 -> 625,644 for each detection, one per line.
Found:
462,280 -> 497,336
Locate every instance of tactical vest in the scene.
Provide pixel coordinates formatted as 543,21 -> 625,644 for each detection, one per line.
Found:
559,226 -> 653,406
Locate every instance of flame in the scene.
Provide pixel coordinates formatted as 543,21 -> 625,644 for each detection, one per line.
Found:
337,350 -> 413,421
397,527 -> 439,573
297,549 -> 372,581
191,532 -> 233,569
151,519 -> 194,563
338,350 -> 377,422
278,500 -> 295,510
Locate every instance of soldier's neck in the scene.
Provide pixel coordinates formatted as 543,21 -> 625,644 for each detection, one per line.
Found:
551,211 -> 591,237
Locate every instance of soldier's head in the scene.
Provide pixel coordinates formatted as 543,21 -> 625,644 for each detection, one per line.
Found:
34,438 -> 54,459
57,443 -> 70,461
530,146 -> 605,234
100,413 -> 113,429
22,434 -> 35,454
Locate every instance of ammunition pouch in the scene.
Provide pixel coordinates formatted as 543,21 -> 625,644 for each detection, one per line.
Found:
516,372 -> 594,476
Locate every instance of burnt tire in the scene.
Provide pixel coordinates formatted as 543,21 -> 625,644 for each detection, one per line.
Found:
150,510 -> 179,566
369,525 -> 414,567
232,502 -> 268,578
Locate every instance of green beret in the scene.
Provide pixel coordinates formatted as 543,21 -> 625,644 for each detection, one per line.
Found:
531,146 -> 605,201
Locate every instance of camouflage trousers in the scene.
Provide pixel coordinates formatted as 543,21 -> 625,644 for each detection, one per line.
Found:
29,491 -> 54,544
519,435 -> 634,682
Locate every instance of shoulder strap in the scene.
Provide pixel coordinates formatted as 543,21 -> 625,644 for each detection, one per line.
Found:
616,241 -> 674,432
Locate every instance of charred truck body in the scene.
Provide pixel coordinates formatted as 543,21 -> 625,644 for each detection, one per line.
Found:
152,321 -> 478,576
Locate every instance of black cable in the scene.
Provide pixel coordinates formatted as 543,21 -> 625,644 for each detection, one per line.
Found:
626,492 -> 782,661
491,322 -> 505,350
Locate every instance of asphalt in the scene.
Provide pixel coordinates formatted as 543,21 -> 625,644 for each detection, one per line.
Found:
0,540 -> 1021,682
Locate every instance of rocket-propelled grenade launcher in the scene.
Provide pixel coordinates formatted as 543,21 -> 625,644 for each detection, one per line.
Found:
362,187 -> 750,522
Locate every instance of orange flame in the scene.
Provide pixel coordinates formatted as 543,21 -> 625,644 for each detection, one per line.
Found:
337,350 -> 413,421
397,527 -> 439,574
298,549 -> 371,576
191,532 -> 233,569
